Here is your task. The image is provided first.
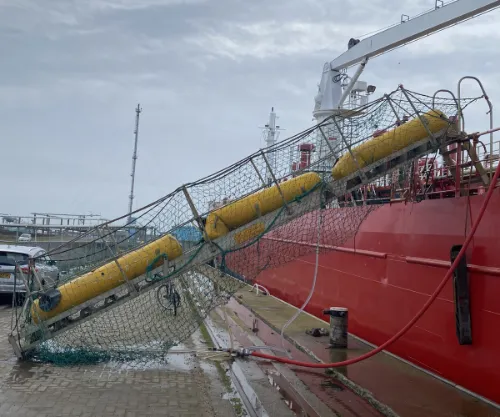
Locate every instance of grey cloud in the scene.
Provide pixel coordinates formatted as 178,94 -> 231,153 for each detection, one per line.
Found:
1,0 -> 499,218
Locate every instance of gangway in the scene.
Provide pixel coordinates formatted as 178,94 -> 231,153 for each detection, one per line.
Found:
9,88 -> 478,357
9,0 -> 500,359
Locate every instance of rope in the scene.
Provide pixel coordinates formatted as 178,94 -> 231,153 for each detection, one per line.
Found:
250,159 -> 500,368
279,207 -> 324,357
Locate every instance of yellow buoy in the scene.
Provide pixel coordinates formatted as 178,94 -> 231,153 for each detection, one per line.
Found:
31,234 -> 183,322
332,110 -> 449,180
205,172 -> 321,240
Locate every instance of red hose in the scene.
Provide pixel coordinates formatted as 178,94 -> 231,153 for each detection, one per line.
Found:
251,161 -> 500,369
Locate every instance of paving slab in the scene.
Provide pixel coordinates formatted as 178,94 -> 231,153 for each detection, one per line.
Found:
0,297 -> 235,417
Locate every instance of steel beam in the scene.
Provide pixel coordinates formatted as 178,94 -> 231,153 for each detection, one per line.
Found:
329,0 -> 500,70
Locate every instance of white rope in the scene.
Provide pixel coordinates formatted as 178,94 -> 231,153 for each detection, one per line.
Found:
279,209 -> 323,357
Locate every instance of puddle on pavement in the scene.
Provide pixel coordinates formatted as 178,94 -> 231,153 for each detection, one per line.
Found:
265,368 -> 317,417
108,343 -> 198,372
192,321 -> 252,417
326,348 -> 349,378
6,360 -> 52,384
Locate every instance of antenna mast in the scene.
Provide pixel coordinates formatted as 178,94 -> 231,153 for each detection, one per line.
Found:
261,107 -> 283,184
128,103 -> 142,223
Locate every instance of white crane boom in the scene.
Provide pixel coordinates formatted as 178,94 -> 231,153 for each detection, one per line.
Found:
330,0 -> 500,71
313,0 -> 500,121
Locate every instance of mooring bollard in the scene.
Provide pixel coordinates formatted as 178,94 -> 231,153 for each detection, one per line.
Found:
323,307 -> 348,348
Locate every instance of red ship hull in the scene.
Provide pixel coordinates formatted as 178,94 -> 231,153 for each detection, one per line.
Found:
250,190 -> 500,405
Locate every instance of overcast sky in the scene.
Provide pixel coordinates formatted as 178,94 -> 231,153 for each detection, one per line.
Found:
2,0 -> 499,220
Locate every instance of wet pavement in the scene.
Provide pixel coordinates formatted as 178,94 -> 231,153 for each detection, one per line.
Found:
213,304 -> 388,417
3,282 -> 498,417
1,290 -> 339,417
231,289 -> 500,417
0,296 -> 236,417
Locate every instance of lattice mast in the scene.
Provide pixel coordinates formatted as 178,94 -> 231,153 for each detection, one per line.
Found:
261,107 -> 282,184
128,104 -> 142,223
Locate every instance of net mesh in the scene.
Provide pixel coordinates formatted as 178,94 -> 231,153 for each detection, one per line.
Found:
10,87 -> 481,365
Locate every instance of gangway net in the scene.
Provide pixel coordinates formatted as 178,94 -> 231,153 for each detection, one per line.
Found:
9,87 -> 482,365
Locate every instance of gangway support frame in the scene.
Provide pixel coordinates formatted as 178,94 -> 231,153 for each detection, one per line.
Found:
11,127 -> 462,358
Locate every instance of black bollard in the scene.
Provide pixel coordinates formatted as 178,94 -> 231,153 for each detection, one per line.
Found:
323,307 -> 348,348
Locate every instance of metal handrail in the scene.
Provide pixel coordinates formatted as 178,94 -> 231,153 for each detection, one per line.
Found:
432,89 -> 460,113
458,76 -> 495,181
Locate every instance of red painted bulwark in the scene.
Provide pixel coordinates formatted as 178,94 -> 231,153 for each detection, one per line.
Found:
249,190 -> 500,404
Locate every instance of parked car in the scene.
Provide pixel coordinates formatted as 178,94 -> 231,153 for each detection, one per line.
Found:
0,245 -> 60,303
18,233 -> 32,242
